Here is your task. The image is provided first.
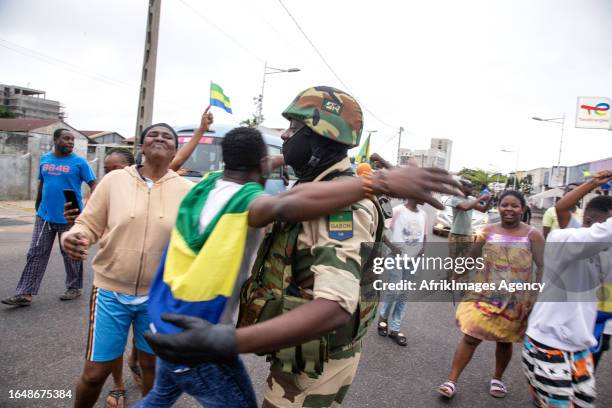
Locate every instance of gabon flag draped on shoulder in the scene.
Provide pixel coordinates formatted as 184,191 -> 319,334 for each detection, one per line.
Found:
147,171 -> 263,334
210,82 -> 232,113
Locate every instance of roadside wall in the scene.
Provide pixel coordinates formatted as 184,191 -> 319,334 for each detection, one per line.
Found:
0,153 -> 31,200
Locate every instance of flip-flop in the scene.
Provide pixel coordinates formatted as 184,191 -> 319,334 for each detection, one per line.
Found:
377,320 -> 388,337
490,379 -> 507,398
105,389 -> 125,408
438,381 -> 456,398
129,363 -> 142,386
389,331 -> 408,347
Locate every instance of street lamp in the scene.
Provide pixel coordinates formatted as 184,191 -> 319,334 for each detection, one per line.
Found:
256,61 -> 301,124
532,114 -> 565,167
500,149 -> 520,189
488,163 -> 502,190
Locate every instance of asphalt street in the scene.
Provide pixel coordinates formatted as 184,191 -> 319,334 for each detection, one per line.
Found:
1,214 -> 611,408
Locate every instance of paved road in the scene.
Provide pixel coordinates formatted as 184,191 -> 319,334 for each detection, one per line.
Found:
1,214 -> 610,407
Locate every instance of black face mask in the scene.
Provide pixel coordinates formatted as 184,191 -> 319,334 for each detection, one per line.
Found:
282,125 -> 350,183
282,126 -> 313,170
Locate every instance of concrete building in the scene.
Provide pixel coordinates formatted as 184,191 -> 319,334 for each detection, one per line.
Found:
0,119 -> 92,200
81,131 -> 125,145
0,118 -> 89,156
398,138 -> 453,170
1,84 -> 64,120
521,155 -> 612,209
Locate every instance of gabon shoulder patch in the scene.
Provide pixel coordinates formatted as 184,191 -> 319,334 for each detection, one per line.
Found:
328,211 -> 353,241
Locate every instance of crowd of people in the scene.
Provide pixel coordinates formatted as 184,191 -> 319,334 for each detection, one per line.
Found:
2,85 -> 612,408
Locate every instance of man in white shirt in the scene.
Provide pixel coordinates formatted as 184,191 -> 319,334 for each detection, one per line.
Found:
377,198 -> 427,346
523,171 -> 612,408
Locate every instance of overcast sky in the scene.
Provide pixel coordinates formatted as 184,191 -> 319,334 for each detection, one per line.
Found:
1,0 -> 611,172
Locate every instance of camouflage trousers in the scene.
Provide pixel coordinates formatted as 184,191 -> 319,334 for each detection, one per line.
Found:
262,349 -> 361,408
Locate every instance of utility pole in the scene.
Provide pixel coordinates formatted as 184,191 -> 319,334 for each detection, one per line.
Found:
256,61 -> 267,125
396,126 -> 404,166
256,62 -> 300,125
134,0 -> 162,152
557,113 -> 565,167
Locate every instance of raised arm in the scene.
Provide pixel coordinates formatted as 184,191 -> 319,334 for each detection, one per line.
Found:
169,106 -> 213,172
455,194 -> 492,213
556,170 -> 612,229
248,166 -> 463,228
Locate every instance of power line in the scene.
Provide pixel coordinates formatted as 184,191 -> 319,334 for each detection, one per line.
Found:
0,38 -> 196,113
0,38 -> 132,88
276,0 -> 399,131
276,0 -> 348,90
177,0 -> 265,63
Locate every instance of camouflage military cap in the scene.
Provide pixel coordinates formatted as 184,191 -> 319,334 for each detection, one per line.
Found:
282,86 -> 363,147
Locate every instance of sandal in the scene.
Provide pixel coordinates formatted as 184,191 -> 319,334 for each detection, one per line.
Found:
129,363 -> 142,386
377,320 -> 388,337
388,331 -> 408,347
438,381 -> 456,398
105,389 -> 126,408
490,379 -> 507,398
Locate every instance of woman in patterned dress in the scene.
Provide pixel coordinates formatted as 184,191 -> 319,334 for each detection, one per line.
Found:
438,190 -> 544,399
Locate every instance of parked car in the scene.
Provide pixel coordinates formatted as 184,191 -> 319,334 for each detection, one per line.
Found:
433,205 -> 453,236
433,200 -> 500,238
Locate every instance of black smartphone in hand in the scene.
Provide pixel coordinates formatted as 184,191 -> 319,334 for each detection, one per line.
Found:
63,189 -> 80,212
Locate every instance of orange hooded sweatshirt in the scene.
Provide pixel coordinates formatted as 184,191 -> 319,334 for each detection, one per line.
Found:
62,165 -> 193,295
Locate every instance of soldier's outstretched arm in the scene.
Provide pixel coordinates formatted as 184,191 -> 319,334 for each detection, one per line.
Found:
144,299 -> 350,366
248,166 -> 463,227
235,298 -> 350,354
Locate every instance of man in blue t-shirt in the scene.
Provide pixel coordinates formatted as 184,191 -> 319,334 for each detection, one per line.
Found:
2,128 -> 97,307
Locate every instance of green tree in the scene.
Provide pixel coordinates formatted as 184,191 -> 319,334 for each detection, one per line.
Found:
240,114 -> 261,128
458,168 -> 507,188
0,106 -> 16,118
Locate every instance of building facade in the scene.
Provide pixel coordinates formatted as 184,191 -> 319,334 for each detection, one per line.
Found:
1,84 -> 64,120
0,119 -> 89,156
81,131 -> 126,145
398,138 -> 453,170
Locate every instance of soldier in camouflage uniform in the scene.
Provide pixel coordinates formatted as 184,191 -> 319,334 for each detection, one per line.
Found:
246,86 -> 381,407
145,86 -> 462,408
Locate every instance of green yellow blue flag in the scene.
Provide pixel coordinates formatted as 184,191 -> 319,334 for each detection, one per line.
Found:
210,82 -> 232,113
148,171 -> 263,334
356,133 -> 370,163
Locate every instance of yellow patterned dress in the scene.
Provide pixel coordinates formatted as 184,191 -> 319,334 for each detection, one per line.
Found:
456,227 -> 537,342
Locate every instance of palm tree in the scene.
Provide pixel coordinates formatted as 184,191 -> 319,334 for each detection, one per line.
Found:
458,168 -> 507,188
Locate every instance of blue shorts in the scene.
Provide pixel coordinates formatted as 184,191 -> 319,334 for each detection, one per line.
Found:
86,287 -> 154,362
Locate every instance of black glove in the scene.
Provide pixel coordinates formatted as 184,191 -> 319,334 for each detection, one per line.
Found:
144,313 -> 237,366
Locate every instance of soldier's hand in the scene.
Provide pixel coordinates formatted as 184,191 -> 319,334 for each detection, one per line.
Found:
376,167 -> 463,209
369,153 -> 388,169
63,202 -> 80,225
144,314 -> 237,366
